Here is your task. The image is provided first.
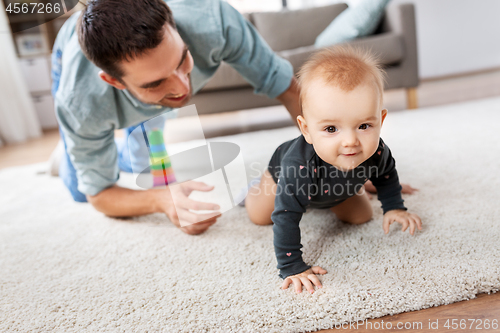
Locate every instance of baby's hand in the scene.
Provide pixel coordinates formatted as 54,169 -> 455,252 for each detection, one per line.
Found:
383,209 -> 422,235
282,266 -> 327,294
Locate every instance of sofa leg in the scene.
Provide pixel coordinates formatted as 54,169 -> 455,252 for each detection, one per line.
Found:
406,87 -> 418,109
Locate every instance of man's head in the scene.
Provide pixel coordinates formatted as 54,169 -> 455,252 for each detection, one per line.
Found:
78,0 -> 193,107
296,46 -> 388,170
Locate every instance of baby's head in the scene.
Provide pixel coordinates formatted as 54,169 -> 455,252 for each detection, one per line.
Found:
297,46 -> 388,171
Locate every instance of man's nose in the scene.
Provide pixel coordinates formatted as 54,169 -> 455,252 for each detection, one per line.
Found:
170,71 -> 190,95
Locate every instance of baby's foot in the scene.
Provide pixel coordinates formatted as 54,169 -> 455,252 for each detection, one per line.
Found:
235,177 -> 261,206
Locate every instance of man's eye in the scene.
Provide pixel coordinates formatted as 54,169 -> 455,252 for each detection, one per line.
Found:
325,126 -> 337,133
144,80 -> 165,90
359,124 -> 371,130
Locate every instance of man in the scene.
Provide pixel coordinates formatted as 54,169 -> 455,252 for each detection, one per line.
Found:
52,0 -> 301,235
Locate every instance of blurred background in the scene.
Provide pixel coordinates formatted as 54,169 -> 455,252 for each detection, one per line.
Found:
1,0 -> 499,167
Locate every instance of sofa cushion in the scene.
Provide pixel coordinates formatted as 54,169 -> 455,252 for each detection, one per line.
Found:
201,32 -> 404,92
199,13 -> 256,92
277,45 -> 317,74
242,12 -> 252,24
200,61 -> 251,92
341,32 -> 404,65
279,32 -> 404,74
315,0 -> 391,48
251,3 -> 348,52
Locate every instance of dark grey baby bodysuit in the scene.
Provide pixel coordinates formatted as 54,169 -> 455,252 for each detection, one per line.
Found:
268,135 -> 406,279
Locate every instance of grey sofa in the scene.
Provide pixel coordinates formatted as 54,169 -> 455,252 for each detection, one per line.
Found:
190,2 -> 419,115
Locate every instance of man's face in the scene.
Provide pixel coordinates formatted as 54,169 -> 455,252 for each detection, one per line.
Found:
298,78 -> 387,171
118,24 -> 194,108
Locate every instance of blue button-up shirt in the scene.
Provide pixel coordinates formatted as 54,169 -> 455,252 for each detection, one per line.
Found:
53,0 -> 293,196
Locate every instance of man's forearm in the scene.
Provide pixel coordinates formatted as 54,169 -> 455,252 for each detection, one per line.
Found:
86,185 -> 163,217
277,77 -> 301,124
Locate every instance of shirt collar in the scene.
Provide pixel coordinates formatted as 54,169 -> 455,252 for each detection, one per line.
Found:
122,89 -> 165,111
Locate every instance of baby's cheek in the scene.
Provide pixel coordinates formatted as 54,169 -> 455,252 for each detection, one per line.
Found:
364,143 -> 379,159
316,146 -> 338,166
370,135 -> 382,151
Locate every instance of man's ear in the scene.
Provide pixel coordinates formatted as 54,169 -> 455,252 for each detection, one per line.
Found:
380,109 -> 388,126
98,71 -> 126,90
297,115 -> 313,144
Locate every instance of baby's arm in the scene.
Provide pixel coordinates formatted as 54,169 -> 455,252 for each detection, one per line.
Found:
272,165 -> 326,293
273,213 -> 328,293
272,209 -> 311,280
273,209 -> 328,293
370,140 -> 423,235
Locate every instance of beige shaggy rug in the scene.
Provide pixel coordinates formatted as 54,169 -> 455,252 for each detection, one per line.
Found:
1,97 -> 500,332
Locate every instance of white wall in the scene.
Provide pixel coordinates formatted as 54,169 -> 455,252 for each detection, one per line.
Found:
288,0 -> 500,79
0,1 -> 42,143
393,0 -> 500,78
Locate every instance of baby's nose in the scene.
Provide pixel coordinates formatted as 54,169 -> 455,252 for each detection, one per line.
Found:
342,131 -> 359,146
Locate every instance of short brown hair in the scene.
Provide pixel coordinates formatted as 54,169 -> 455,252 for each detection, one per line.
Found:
77,0 -> 176,80
298,45 -> 386,111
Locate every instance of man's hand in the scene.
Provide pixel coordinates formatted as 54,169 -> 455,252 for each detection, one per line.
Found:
282,266 -> 327,294
383,209 -> 422,235
156,181 -> 221,235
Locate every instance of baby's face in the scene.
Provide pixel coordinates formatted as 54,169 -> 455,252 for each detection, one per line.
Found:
298,79 -> 387,170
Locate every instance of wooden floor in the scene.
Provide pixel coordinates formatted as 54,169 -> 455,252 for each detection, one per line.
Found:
324,292 -> 500,332
0,128 -> 60,170
1,69 -> 500,331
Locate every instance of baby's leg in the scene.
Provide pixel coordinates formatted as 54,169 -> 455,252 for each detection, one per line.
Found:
330,186 -> 373,224
245,169 -> 277,225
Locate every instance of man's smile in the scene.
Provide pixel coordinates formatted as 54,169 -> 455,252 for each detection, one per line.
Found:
166,94 -> 187,101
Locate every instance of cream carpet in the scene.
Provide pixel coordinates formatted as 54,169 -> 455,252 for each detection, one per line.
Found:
1,97 -> 500,332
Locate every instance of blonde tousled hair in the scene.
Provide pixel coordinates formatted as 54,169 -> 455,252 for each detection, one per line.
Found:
297,45 -> 386,111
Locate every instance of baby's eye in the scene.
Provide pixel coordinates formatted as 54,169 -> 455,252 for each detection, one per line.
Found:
359,124 -> 371,130
325,126 -> 337,133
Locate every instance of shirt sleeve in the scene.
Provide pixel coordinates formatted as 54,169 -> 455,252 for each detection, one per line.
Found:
271,160 -> 312,279
216,1 -> 294,99
369,141 -> 407,214
56,101 -> 119,197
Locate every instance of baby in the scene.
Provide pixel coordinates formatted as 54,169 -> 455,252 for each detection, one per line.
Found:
245,46 -> 422,294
